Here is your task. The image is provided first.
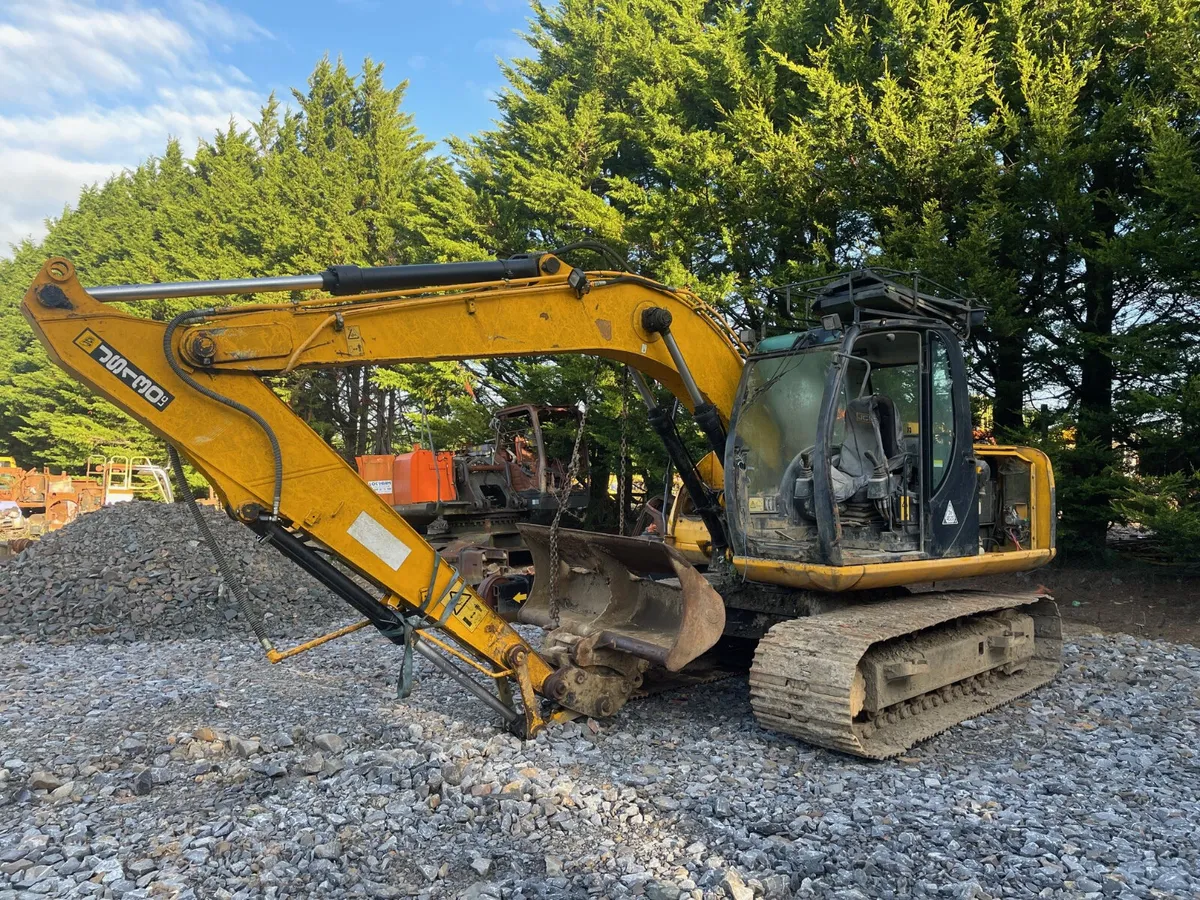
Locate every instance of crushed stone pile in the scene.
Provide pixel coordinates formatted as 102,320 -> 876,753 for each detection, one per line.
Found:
0,502 -> 352,643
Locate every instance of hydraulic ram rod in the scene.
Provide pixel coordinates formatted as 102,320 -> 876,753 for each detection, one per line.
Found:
90,274 -> 324,301
87,255 -> 548,301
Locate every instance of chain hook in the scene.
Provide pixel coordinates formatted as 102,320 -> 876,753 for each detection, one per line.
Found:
546,359 -> 605,626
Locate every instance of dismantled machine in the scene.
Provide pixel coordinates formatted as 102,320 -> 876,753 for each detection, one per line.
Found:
0,454 -> 173,558
21,252 -> 1061,758
356,403 -> 590,587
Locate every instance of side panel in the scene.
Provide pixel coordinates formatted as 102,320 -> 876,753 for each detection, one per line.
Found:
732,548 -> 1053,591
975,445 -> 1057,557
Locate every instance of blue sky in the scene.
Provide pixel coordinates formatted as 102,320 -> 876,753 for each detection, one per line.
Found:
0,0 -> 535,251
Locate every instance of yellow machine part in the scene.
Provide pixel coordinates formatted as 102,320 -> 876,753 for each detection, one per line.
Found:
19,256 -> 747,736
665,450 -> 723,566
22,261 -> 560,703
734,547 -> 1053,592
173,272 -> 744,422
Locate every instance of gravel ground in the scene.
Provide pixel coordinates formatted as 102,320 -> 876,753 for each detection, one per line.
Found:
2,626 -> 1198,900
0,503 -> 349,643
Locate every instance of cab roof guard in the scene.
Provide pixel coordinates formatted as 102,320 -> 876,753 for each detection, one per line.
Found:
758,268 -> 986,337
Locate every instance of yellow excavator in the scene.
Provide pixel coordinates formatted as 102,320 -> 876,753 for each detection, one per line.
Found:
21,252 -> 1060,758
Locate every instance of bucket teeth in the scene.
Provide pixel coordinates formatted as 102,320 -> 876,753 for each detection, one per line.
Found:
517,524 -> 725,672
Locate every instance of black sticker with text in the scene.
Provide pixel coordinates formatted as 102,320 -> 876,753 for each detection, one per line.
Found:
74,329 -> 174,410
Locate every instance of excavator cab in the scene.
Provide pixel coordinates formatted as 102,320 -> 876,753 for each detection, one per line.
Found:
730,320 -> 974,564
727,269 -> 1053,589
490,405 -> 588,521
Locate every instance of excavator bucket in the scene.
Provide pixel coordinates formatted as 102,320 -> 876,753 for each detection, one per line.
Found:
516,524 -> 725,672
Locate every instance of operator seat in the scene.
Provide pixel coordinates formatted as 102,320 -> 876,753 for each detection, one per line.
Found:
831,394 -> 906,502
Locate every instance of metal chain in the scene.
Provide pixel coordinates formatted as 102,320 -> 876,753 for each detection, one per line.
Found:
547,359 -> 604,626
618,365 -> 629,536
167,445 -> 274,653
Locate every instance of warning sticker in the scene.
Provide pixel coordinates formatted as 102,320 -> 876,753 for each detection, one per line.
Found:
942,501 -> 959,526
747,495 -> 777,513
453,591 -> 488,632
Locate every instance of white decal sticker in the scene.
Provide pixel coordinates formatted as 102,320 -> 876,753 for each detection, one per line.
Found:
942,501 -> 958,526
367,480 -> 393,495
348,511 -> 411,570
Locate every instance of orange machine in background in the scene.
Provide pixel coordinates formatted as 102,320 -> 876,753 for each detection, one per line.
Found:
1,462 -> 88,549
355,455 -> 396,505
0,454 -> 174,559
0,457 -> 22,506
356,449 -> 457,506
353,406 -> 589,587
393,448 -> 456,505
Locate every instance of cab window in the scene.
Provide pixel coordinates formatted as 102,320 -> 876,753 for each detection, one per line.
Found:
930,334 -> 955,491
848,331 -> 921,446
870,364 -> 918,429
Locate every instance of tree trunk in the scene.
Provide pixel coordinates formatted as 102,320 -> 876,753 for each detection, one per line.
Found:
355,368 -> 372,458
586,451 -> 612,531
1071,157 -> 1119,550
342,369 -> 363,461
620,463 -> 634,536
991,334 -> 1026,438
381,390 -> 395,453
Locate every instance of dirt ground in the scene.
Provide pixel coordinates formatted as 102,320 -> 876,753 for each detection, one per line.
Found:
937,565 -> 1200,645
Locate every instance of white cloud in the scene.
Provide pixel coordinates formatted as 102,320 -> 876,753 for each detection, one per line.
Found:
0,0 -> 268,253
0,89 -> 259,158
0,2 -> 195,103
474,36 -> 528,59
0,150 -> 122,250
177,0 -> 272,43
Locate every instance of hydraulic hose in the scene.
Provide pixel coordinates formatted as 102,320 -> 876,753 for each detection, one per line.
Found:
550,241 -> 633,272
163,308 -> 284,517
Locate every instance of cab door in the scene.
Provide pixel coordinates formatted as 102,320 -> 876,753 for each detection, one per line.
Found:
923,328 -> 978,557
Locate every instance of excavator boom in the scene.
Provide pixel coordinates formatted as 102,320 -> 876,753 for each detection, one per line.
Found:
20,255 -> 745,736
